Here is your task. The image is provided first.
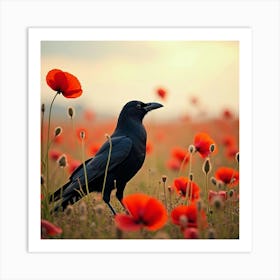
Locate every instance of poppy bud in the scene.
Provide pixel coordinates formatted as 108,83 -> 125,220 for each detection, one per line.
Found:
202,157 -> 211,175
212,196 -> 224,210
236,152 -> 239,163
80,130 -> 85,139
188,144 -> 196,154
228,189 -> 235,198
209,144 -> 215,153
196,199 -> 202,211
41,103 -> 45,113
189,173 -> 194,181
54,126 -> 62,137
161,175 -> 167,183
41,175 -> 45,186
68,106 -> 75,119
57,154 -> 67,168
210,177 -> 217,186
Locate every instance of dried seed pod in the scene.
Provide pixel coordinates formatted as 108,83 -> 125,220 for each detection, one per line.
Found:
202,157 -> 211,175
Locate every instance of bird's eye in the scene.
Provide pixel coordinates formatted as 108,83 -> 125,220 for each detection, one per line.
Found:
136,103 -> 142,109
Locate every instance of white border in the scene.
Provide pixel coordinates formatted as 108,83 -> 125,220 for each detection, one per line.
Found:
28,27 -> 252,253
1,1 -> 279,279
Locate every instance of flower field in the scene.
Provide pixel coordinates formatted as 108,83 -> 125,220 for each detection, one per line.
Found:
40,69 -> 239,239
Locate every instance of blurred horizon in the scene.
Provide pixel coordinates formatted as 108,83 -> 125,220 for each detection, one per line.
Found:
41,41 -> 239,121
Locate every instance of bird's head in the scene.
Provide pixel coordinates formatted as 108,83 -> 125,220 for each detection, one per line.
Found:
118,100 -> 163,123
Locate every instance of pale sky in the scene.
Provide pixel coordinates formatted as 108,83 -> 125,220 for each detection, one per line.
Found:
41,41 -> 239,120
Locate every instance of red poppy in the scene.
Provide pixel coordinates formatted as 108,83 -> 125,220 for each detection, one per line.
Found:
173,177 -> 200,201
221,135 -> 236,147
194,132 -> 217,158
225,146 -> 239,160
166,158 -> 181,171
171,147 -> 189,163
115,193 -> 168,232
215,167 -> 239,187
46,69 -> 82,98
146,141 -> 153,155
183,227 -> 199,239
68,158 -> 81,174
49,149 -> 61,161
41,219 -> 62,238
171,203 -> 207,229
222,109 -> 233,119
208,190 -> 227,202
89,143 -> 101,156
156,87 -> 167,100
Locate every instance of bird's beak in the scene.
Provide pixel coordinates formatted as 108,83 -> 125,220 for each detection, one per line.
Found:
144,102 -> 163,112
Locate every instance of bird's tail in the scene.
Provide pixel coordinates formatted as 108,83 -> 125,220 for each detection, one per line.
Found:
49,181 -> 71,203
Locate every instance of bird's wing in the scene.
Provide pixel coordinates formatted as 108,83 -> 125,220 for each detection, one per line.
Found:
69,135 -> 133,184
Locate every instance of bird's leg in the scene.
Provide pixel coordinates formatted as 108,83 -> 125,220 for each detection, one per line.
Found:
106,202 -> 116,216
103,190 -> 117,216
116,188 -> 129,214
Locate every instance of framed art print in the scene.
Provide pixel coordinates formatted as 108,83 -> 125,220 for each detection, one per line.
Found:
28,27 -> 252,253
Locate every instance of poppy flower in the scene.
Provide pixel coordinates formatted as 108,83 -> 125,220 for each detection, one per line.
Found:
225,146 -> 239,160
156,87 -> 167,100
221,135 -> 236,147
208,190 -> 227,202
49,149 -> 61,161
173,177 -> 200,201
222,109 -> 233,120
183,227 -> 199,239
171,203 -> 207,229
115,193 -> 168,232
171,147 -> 189,163
190,96 -> 199,105
46,69 -> 82,98
215,167 -> 239,187
166,158 -> 181,171
194,132 -> 217,158
41,219 -> 62,238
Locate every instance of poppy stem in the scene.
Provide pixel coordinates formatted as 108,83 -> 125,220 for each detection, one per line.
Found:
45,92 -> 59,194
81,138 -> 90,200
102,134 -> 112,199
177,151 -> 189,177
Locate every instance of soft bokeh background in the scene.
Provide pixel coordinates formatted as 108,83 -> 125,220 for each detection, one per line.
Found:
41,41 -> 239,121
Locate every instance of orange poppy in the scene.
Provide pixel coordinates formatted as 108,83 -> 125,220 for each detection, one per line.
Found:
41,219 -> 62,238
115,193 -> 168,232
173,177 -> 200,201
194,132 -> 217,158
68,158 -> 81,174
49,149 -> 61,161
171,203 -> 207,229
215,167 -> 239,187
46,69 -> 82,98
89,143 -> 101,156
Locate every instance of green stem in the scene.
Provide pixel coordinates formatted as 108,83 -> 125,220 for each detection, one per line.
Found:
45,93 -> 59,193
102,135 -> 112,198
81,138 -> 90,199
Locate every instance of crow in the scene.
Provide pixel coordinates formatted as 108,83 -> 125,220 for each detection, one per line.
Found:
50,100 -> 163,215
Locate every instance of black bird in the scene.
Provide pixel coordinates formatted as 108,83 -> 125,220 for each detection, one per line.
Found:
51,100 -> 163,215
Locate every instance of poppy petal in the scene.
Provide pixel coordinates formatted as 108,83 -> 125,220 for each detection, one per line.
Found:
46,69 -> 68,93
122,193 -> 150,221
115,214 -> 142,231
142,197 -> 168,231
62,72 -> 83,98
